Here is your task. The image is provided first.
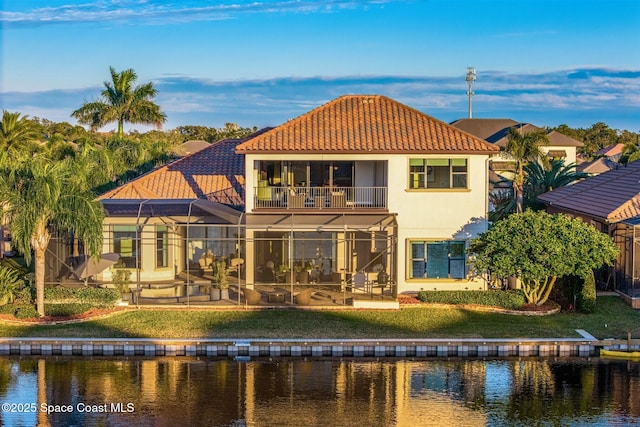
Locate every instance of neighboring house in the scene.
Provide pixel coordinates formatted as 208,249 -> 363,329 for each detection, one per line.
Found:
595,143 -> 625,162
577,157 -> 618,175
174,140 -> 211,157
45,137 -> 247,287
45,95 -> 499,300
537,161 -> 640,308
451,119 -> 583,177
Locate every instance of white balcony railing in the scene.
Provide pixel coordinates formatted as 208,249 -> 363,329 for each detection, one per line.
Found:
254,186 -> 387,209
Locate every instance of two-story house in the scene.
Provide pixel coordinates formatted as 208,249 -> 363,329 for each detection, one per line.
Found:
45,95 -> 499,302
237,95 -> 498,296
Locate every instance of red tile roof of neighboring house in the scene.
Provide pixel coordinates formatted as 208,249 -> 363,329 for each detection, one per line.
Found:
98,137 -> 247,208
538,160 -> 640,222
235,95 -> 499,154
595,143 -> 625,157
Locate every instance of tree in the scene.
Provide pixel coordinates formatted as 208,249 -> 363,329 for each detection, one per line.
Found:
503,127 -> 549,213
0,110 -> 41,150
0,155 -> 105,316
72,67 -> 166,138
469,210 -> 618,306
582,122 -> 618,155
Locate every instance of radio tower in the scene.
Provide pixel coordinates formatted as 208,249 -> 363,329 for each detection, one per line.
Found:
466,67 -> 476,118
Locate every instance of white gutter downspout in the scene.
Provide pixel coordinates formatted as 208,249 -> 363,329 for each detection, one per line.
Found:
135,200 -> 150,307
237,211 -> 244,306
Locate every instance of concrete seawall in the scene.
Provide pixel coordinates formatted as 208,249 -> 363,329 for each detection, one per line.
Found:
0,337 -> 605,358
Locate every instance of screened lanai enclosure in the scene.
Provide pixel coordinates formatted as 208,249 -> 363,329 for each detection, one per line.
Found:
44,199 -> 398,306
611,218 -> 640,307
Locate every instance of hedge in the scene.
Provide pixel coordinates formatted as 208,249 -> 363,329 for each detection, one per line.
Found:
44,287 -> 119,307
416,290 -> 525,310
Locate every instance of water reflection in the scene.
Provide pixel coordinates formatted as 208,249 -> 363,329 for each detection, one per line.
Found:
0,357 -> 638,426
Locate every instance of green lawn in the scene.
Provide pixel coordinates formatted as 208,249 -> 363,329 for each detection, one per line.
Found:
0,296 -> 638,340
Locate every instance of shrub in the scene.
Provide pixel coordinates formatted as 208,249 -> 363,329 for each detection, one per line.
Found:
13,304 -> 39,319
44,287 -> 119,307
76,287 -> 119,307
579,270 -> 597,313
45,303 -> 93,317
44,287 -> 76,302
111,268 -> 132,295
0,266 -> 24,305
554,272 -> 597,313
416,290 -> 525,310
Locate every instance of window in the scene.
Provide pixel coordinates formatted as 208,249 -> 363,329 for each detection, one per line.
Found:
409,159 -> 467,189
113,225 -> 139,268
409,240 -> 466,279
156,225 -> 168,268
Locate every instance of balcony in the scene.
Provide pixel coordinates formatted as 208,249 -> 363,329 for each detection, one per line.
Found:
254,186 -> 387,210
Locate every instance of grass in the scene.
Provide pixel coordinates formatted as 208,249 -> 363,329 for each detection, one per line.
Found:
0,296 -> 638,340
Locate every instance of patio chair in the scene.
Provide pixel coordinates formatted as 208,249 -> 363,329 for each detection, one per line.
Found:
294,288 -> 314,305
198,252 -> 215,272
331,191 -> 346,208
242,287 -> 262,305
351,272 -> 368,294
288,193 -> 306,208
228,257 -> 244,276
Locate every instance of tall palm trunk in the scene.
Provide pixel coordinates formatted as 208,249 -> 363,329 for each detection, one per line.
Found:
31,222 -> 50,317
514,163 -> 525,213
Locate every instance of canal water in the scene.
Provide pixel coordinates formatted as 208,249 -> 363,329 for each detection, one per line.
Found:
0,357 -> 638,426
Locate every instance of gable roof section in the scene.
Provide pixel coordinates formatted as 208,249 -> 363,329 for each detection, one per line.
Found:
236,95 -> 499,154
595,143 -> 625,157
451,119 -> 583,148
98,137 -> 248,208
577,157 -> 617,174
538,161 -> 640,223
450,118 -> 518,140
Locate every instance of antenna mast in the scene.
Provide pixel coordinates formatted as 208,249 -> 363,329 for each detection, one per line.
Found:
465,67 -> 476,118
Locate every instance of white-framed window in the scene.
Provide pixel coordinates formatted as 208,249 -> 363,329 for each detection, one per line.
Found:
112,225 -> 139,268
409,158 -> 468,189
409,240 -> 466,279
156,225 -> 168,268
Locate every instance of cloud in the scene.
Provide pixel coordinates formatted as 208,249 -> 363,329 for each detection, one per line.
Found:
1,67 -> 639,131
1,0 -> 398,27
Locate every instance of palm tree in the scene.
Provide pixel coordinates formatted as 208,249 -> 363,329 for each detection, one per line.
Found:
503,127 -> 549,213
0,110 -> 40,150
524,159 -> 588,209
72,67 -> 166,138
0,155 -> 104,316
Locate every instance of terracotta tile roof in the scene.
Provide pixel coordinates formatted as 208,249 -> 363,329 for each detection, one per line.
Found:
595,143 -> 625,157
538,161 -> 640,222
98,137 -> 248,208
235,95 -> 499,154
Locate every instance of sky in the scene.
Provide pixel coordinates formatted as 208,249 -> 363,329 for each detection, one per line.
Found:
1,0 -> 639,133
